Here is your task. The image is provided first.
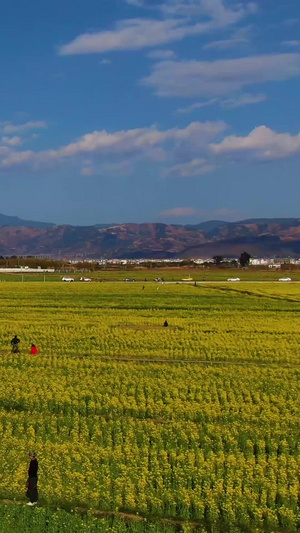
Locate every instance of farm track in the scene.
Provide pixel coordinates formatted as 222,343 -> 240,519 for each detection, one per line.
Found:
0,498 -> 204,530
197,283 -> 300,304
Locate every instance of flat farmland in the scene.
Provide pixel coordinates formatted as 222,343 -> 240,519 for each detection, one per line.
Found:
1,267 -> 300,282
0,282 -> 299,532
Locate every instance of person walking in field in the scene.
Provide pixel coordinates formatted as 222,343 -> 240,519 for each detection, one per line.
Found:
26,452 -> 39,506
30,344 -> 38,355
11,335 -> 20,353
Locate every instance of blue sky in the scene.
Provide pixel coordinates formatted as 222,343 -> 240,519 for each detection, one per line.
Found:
0,0 -> 300,225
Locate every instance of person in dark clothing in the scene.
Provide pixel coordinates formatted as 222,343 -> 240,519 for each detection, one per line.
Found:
163,320 -> 169,327
11,335 -> 20,353
26,452 -> 39,505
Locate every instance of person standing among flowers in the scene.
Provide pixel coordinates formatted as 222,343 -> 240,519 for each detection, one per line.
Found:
30,344 -> 38,355
26,452 -> 39,506
11,335 -> 20,353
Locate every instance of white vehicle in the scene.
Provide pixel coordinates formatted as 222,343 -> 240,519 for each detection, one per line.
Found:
80,277 -> 92,282
279,277 -> 292,282
62,277 -> 74,282
227,278 -> 240,282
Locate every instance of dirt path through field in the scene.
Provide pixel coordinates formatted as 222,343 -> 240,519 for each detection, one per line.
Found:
197,283 -> 300,304
0,498 -> 202,529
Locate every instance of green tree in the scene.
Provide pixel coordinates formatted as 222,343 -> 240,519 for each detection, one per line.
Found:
239,251 -> 251,267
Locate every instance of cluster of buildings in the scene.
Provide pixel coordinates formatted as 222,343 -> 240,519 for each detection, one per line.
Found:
68,257 -> 300,267
1,258 -> 300,272
250,258 -> 300,267
0,267 -> 55,273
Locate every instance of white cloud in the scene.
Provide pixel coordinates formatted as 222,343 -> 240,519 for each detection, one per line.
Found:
56,121 -> 226,158
159,206 -> 243,219
59,1 -> 255,55
175,93 -> 266,114
210,125 -> 300,159
1,121 -> 47,134
176,99 -> 218,114
160,207 -> 200,217
100,58 -> 112,64
203,37 -> 247,49
160,0 -> 257,18
0,121 -> 226,170
142,53 -> 300,97
59,19 -> 188,54
147,49 -> 176,59
58,20 -> 187,55
221,92 -> 267,108
2,150 -> 36,166
1,136 -> 22,146
80,159 -> 134,177
282,40 -> 300,47
203,25 -> 251,49
163,158 -> 216,177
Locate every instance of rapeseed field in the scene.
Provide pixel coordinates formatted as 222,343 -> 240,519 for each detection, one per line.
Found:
0,282 -> 299,532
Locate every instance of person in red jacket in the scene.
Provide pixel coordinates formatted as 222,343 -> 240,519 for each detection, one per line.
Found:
30,344 -> 38,355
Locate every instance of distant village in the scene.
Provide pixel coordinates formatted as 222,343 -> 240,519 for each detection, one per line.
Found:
0,255 -> 300,273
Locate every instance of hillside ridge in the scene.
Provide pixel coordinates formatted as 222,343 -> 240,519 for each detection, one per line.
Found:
0,216 -> 300,257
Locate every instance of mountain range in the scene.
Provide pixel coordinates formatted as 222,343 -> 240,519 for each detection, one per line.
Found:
0,213 -> 300,258
0,213 -> 54,229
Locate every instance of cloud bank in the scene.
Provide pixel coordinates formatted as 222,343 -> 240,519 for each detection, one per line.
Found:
210,126 -> 300,159
59,1 -> 256,55
159,206 -> 243,219
142,53 -> 300,97
0,121 -> 226,173
2,120 -> 300,180
176,93 -> 266,113
1,121 -> 47,134
163,158 -> 216,177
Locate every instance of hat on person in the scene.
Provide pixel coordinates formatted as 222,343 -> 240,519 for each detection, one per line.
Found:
29,451 -> 36,457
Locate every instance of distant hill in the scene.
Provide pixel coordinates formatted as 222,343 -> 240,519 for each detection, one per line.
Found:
185,220 -> 227,232
0,216 -> 300,258
94,223 -> 117,229
0,213 -> 54,229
